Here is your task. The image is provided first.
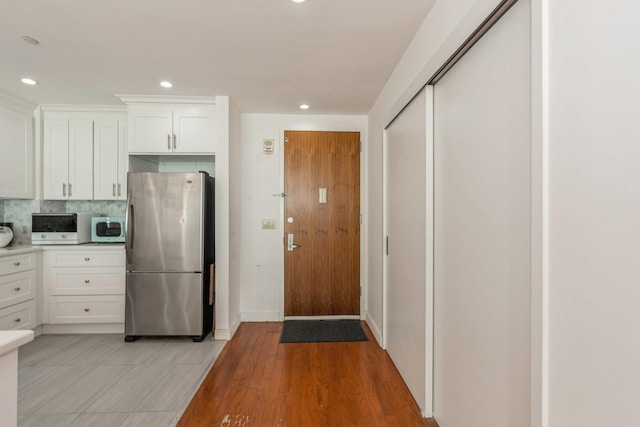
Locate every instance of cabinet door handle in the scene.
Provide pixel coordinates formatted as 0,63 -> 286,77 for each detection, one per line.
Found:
117,183 -> 122,197
14,287 -> 21,292
173,134 -> 177,149
113,183 -> 116,197
69,183 -> 72,197
63,183 -> 67,197
14,318 -> 21,323
14,262 -> 20,266
84,308 -> 90,312
84,279 -> 90,284
168,134 -> 171,150
84,257 -> 90,261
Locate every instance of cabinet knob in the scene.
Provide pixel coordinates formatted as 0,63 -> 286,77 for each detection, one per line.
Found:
14,262 -> 20,266
14,318 -> 21,323
84,279 -> 90,284
84,308 -> 90,312
85,257 -> 90,261
14,287 -> 21,292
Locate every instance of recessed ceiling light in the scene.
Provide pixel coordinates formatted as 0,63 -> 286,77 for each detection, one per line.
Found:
291,0 -> 307,3
160,81 -> 173,88
299,104 -> 310,110
20,78 -> 37,85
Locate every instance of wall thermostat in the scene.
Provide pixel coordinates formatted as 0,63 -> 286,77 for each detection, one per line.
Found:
263,138 -> 275,154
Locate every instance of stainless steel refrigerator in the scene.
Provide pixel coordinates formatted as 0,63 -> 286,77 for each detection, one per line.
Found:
124,172 -> 214,342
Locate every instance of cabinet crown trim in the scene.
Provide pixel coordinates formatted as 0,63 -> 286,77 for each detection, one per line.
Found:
0,91 -> 36,113
40,104 -> 127,113
116,94 -> 217,105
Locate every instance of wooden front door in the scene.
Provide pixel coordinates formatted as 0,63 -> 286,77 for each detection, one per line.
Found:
284,130 -> 360,316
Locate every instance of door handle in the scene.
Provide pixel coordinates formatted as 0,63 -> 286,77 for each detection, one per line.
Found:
167,134 -> 171,150
125,192 -> 134,264
287,234 -> 301,251
113,183 -> 116,197
173,134 -> 177,149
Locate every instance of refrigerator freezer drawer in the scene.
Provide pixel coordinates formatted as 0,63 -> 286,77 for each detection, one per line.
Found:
125,272 -> 203,336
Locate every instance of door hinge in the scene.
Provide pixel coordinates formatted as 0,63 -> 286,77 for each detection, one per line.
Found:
284,136 -> 289,143
360,286 -> 362,297
359,214 -> 362,225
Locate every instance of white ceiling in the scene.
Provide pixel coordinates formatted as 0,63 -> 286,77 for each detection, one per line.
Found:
0,0 -> 435,114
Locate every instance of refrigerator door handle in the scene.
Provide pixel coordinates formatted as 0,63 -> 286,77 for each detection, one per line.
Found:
125,192 -> 134,264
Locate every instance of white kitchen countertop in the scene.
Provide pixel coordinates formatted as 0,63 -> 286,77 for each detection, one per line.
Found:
0,244 -> 42,257
0,330 -> 33,357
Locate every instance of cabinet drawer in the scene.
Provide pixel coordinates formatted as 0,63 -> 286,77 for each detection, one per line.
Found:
49,295 -> 124,324
47,250 -> 124,268
0,299 -> 36,330
49,267 -> 124,295
0,270 -> 36,309
0,253 -> 36,276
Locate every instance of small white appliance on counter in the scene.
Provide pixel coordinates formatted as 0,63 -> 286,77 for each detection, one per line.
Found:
91,216 -> 125,243
31,212 -> 95,245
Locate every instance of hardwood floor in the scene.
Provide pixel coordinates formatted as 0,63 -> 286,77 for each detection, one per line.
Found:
179,322 -> 437,427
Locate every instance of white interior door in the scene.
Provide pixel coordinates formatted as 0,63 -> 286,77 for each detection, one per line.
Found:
432,1 -> 531,426
384,87 -> 431,415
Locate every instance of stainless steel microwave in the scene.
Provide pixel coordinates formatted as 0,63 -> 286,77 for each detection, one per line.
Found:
32,212 -> 94,245
91,217 -> 125,243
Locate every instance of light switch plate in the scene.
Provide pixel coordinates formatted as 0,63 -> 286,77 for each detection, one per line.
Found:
262,219 -> 276,230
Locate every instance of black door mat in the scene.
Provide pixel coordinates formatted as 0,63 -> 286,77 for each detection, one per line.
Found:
280,319 -> 368,343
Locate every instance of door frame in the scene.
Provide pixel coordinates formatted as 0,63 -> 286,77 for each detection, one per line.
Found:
277,125 -> 367,321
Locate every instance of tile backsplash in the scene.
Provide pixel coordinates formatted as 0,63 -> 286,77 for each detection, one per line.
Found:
1,199 -> 126,245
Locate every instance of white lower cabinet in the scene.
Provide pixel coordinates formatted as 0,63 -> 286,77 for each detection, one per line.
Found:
0,300 -> 36,330
43,246 -> 125,332
49,295 -> 124,324
0,252 -> 38,331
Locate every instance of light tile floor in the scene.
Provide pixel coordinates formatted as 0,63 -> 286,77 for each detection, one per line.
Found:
17,334 -> 225,427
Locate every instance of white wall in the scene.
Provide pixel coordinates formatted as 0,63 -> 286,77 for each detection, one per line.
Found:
547,2 -> 640,426
366,0 -> 503,344
228,97 -> 242,338
239,114 -> 367,322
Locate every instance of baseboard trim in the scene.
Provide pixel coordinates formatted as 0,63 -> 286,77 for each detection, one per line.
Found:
241,311 -> 280,322
284,315 -> 360,321
365,312 -> 383,347
42,323 -> 124,334
214,329 -> 231,340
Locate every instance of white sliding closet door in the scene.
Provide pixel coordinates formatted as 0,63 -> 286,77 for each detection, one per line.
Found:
384,87 -> 431,414
433,1 -> 531,426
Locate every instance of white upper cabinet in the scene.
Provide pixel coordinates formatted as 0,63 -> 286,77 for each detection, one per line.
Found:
120,96 -> 216,154
43,118 -> 93,200
172,105 -> 216,153
0,95 -> 35,199
93,118 -> 127,200
42,108 -> 127,201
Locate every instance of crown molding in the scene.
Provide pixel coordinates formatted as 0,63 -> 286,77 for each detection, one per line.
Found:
0,91 -> 37,113
39,104 -> 127,113
115,94 -> 217,105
